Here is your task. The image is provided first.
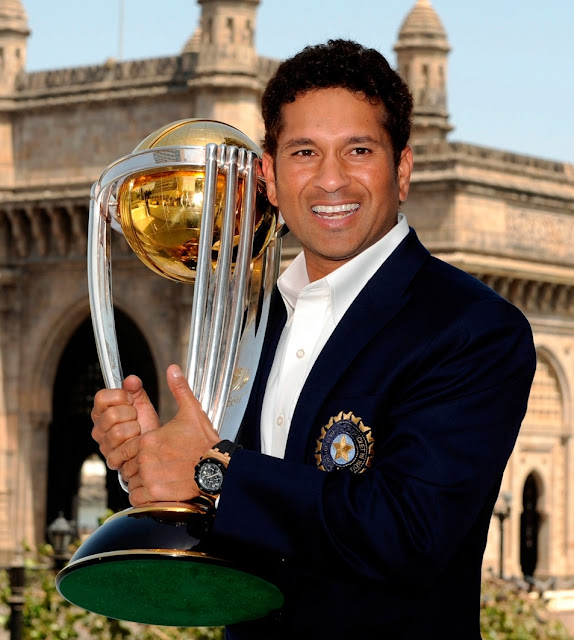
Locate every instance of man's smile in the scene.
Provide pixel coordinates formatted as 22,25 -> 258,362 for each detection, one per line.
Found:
311,203 -> 360,219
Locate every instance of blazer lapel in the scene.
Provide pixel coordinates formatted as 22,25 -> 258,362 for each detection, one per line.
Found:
284,228 -> 430,460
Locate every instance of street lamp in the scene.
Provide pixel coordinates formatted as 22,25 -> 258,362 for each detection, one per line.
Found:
47,512 -> 75,571
494,491 -> 512,579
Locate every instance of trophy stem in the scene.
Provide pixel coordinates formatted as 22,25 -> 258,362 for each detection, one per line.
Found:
184,144 -> 260,432
200,144 -> 240,419
87,182 -> 123,389
186,143 -> 218,397
211,148 -> 258,430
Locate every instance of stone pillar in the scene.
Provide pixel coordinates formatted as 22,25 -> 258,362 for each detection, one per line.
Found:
0,266 -> 25,562
565,433 -> 574,575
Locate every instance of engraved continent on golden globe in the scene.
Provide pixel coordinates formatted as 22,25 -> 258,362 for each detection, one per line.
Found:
116,119 -> 277,284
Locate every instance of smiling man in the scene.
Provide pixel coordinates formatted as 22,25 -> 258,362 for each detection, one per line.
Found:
262,87 -> 413,281
92,40 -> 536,639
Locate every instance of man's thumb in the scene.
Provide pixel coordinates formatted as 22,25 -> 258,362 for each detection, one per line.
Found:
167,364 -> 199,412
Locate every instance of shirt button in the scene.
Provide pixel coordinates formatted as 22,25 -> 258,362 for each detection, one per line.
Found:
296,349 -> 305,358
276,415 -> 284,427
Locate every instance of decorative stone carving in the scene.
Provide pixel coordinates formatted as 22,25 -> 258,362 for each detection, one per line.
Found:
477,274 -> 574,316
0,202 -> 90,260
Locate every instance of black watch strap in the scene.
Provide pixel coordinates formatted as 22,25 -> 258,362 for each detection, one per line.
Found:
211,440 -> 242,460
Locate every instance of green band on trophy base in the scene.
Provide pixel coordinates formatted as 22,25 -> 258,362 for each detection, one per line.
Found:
57,555 -> 284,627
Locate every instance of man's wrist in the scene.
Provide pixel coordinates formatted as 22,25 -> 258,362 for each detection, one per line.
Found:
194,440 -> 241,504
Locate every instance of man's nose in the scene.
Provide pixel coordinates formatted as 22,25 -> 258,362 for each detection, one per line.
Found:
313,154 -> 352,192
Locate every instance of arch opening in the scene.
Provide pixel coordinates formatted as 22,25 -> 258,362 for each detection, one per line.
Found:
520,471 -> 542,580
47,309 -> 158,536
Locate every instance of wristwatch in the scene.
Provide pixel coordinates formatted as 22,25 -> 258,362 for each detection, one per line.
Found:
194,440 -> 241,502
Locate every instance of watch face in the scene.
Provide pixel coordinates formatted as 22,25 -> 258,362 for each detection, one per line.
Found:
196,460 -> 224,494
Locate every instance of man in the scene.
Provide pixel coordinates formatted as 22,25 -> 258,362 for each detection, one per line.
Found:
92,40 -> 535,639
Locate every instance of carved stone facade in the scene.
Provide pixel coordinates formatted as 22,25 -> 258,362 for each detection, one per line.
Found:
1,0 -> 574,594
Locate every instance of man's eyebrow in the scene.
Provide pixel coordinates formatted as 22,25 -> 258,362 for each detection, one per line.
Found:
282,135 -> 383,149
282,138 -> 315,149
347,135 -> 382,145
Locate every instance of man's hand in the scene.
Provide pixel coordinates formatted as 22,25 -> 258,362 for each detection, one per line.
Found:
91,373 -> 160,471
120,364 -> 220,506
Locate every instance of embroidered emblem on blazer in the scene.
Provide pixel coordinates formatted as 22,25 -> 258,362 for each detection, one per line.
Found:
315,411 -> 374,473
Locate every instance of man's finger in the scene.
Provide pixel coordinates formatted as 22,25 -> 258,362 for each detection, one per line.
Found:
120,456 -> 139,481
107,435 -> 140,470
122,374 -> 161,434
91,388 -> 133,421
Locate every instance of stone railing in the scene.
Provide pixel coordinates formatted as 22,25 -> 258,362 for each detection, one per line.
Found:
15,53 -> 199,94
14,50 -> 278,97
412,140 -> 571,179
258,55 -> 280,79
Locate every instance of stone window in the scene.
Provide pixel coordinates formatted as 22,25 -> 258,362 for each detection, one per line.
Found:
523,354 -> 563,428
226,17 -> 235,43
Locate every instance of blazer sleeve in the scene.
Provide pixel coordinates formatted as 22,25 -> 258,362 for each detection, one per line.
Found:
211,296 -> 536,588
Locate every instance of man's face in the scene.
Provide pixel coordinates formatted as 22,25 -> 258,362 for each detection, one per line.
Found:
263,87 -> 413,282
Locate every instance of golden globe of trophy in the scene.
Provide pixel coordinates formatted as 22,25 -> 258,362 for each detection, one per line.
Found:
55,119 -> 285,627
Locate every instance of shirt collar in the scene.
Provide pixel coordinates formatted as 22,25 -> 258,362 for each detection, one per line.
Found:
278,213 -> 409,321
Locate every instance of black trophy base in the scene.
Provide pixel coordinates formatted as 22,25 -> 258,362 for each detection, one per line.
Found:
56,503 -> 283,627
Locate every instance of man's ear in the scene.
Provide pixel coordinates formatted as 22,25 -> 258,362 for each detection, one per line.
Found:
262,151 -> 278,207
398,145 -> 413,204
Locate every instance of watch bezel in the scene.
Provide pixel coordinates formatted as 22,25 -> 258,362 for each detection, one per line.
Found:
195,457 -> 226,496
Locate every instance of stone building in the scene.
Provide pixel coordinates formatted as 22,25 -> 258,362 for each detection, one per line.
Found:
1,0 -> 574,595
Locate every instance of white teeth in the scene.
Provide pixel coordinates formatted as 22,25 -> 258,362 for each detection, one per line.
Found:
312,203 -> 360,218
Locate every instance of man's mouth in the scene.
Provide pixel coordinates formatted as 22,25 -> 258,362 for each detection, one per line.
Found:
311,203 -> 360,219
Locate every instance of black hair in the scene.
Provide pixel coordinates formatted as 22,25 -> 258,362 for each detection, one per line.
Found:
261,39 -> 413,167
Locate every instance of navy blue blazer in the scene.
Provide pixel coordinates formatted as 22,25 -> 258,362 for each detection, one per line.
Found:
212,229 -> 536,639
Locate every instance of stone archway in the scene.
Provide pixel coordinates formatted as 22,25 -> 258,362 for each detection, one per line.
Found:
76,453 -> 107,538
47,309 -> 158,534
520,471 -> 542,579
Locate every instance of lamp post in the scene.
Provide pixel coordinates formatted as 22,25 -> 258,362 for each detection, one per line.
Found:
8,558 -> 25,640
494,491 -> 512,579
47,512 -> 74,571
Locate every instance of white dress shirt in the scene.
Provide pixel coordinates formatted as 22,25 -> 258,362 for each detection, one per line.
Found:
260,213 -> 409,458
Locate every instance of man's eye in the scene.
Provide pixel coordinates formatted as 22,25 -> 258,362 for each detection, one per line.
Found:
293,149 -> 314,157
350,147 -> 371,155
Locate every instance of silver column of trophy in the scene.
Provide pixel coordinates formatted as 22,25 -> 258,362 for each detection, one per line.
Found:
56,120 -> 285,627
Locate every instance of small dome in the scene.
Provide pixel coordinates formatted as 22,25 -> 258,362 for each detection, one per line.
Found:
0,0 -> 29,34
182,26 -> 202,54
396,0 -> 449,50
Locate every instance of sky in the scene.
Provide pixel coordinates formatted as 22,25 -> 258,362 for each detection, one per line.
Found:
20,0 -> 574,164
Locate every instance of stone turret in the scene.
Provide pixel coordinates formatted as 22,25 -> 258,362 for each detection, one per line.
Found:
0,0 -> 29,95
394,0 -> 452,142
190,0 -> 264,143
195,0 -> 260,77
0,0 -> 29,187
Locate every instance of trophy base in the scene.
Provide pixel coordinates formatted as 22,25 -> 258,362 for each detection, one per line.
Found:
56,503 -> 283,627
